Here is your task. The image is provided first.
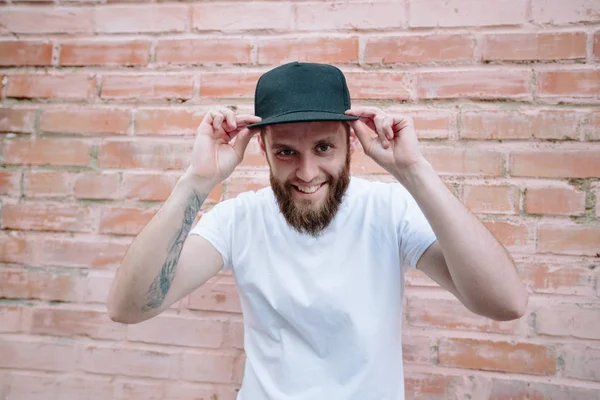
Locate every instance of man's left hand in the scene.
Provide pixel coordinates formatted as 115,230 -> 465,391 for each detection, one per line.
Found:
345,107 -> 426,176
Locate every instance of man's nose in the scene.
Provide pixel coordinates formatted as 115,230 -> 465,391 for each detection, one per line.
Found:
296,155 -> 319,183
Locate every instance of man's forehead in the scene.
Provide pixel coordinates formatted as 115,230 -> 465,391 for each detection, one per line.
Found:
265,121 -> 346,145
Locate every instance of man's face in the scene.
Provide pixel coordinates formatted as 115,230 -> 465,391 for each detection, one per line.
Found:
259,121 -> 354,237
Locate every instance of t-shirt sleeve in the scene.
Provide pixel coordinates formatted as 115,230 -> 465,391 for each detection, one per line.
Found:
394,184 -> 437,269
187,199 -> 236,272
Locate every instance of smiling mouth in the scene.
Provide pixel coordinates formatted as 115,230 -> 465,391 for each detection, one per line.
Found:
292,183 -> 324,194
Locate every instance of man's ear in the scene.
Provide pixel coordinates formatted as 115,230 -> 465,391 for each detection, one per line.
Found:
349,128 -> 359,154
257,130 -> 266,154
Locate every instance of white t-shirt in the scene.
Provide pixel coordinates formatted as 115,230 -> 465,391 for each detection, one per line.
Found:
189,176 -> 436,400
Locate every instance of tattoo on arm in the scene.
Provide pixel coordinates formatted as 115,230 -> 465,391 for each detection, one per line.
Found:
142,191 -> 206,312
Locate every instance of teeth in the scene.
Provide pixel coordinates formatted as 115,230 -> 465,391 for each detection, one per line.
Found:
296,185 -> 320,194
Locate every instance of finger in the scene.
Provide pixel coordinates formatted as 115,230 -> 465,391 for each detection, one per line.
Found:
216,107 -> 237,132
345,106 -> 385,120
211,111 -> 225,131
357,116 -> 377,134
383,115 -> 395,140
236,114 -> 262,128
232,127 -> 257,159
374,114 -> 389,148
349,120 -> 375,155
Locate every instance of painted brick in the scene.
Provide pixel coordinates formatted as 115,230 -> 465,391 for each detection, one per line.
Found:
0,232 -> 35,265
39,237 -> 129,268
510,150 -> 600,178
296,2 -> 404,31
460,110 -> 582,140
99,206 -> 158,236
5,74 -> 96,100
0,170 -> 22,197
365,34 -> 474,64
0,107 -> 36,133
96,141 -> 191,170
417,70 -> 531,100
525,186 -> 586,216
60,40 -> 151,66
29,308 -> 126,340
84,273 -> 114,304
0,305 -> 22,333
120,173 -> 178,201
439,338 -> 556,375
463,185 -> 518,214
134,108 -> 204,136
258,37 -> 359,65
180,351 -> 236,383
2,138 -> 90,166
0,339 -> 77,372
346,72 -> 411,100
127,315 -> 225,348
409,0 -> 527,27
561,345 -> 600,382
0,41 -> 53,66
114,380 -> 165,400
199,72 -> 261,98
101,74 -> 193,100
192,3 -> 293,31
2,374 -> 114,400
41,108 -> 130,135
165,383 -> 237,400
230,319 -> 245,350
2,203 -> 95,232
224,173 -> 271,199
95,4 -> 189,33
535,304 -> 600,340
23,170 -> 73,198
74,172 -> 121,200
421,147 -> 503,176
0,268 -> 85,302
537,224 -> 600,256
532,0 -> 600,24
595,31 -> 600,59
585,110 -> 600,141
538,69 -> 600,98
188,279 -> 242,314
0,7 -> 94,34
156,39 -> 252,65
481,32 -> 587,61
517,263 -> 596,296
81,345 -> 178,379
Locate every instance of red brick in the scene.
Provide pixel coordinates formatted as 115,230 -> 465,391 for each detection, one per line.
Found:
406,296 -> 519,334
421,147 -> 503,176
81,345 -> 178,379
0,7 -> 94,34
41,108 -> 130,135
0,170 -> 22,196
97,140 -> 191,170
404,373 -> 462,399
120,172 -> 178,201
463,185 -> 518,214
180,351 -> 236,383
400,334 -> 436,365
165,383 -> 237,400
134,108 -> 203,136
365,34 -> 474,64
187,278 -> 242,313
74,172 -> 121,200
60,40 -> 150,66
23,170 -> 73,198
39,237 -> 129,268
535,304 -> 600,340
114,380 -> 165,400
510,150 -> 600,178
532,0 -> 600,24
101,74 -> 193,100
258,37 -> 358,65
439,338 -> 556,375
481,32 -> 586,61
5,74 -> 96,100
596,186 -> 600,217
0,268 -> 85,302
0,339 -> 77,372
199,72 -> 261,98
3,374 -> 114,400
2,138 -> 90,166
127,315 -> 225,348
99,206 -> 157,236
410,110 -> 452,140
0,232 -> 35,264
525,186 -> 586,215
585,111 -> 600,141
296,2 -> 404,30
345,71 -> 411,100
2,203 -> 95,232
229,319 -> 244,350
460,109 -> 582,140
489,378 -> 600,400
409,0 -> 526,27
483,221 -> 531,250
0,41 -> 53,66
224,173 -> 270,199
594,32 -> 600,59
0,306 -> 22,333
562,345 -> 600,382
538,224 -> 600,256
518,262 -> 596,296
30,308 -> 125,340
0,107 -> 37,134
84,272 -> 114,304
95,4 -> 188,33
156,38 -> 252,65
416,70 -> 531,100
538,69 -> 600,98
192,3 -> 293,31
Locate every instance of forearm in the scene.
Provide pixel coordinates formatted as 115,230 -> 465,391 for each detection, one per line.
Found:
395,160 -> 528,320
107,173 -> 214,323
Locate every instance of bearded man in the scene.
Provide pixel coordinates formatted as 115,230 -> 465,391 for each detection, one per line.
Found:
108,62 -> 528,400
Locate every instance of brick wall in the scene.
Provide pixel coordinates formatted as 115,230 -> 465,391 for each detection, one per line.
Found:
1,0 -> 599,399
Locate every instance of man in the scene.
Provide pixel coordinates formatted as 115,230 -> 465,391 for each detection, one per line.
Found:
108,62 -> 528,399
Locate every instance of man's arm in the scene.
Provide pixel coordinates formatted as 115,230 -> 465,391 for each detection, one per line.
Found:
346,107 -> 528,322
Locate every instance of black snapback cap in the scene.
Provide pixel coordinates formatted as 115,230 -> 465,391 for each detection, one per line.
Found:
247,62 -> 358,129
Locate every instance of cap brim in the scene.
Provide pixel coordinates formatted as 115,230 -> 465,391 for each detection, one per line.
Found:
247,110 -> 359,129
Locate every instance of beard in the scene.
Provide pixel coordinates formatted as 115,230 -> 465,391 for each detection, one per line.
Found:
270,149 -> 351,238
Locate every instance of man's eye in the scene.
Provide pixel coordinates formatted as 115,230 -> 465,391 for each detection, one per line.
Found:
317,144 -> 331,152
279,149 -> 295,156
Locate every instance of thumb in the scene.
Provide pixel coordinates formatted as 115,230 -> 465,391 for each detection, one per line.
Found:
233,127 -> 258,160
350,120 -> 375,155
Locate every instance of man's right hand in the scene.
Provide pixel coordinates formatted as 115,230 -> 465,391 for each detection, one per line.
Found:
184,107 -> 262,185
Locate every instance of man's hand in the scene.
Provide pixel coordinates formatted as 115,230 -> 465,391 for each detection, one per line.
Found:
345,106 -> 425,176
185,107 -> 261,186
